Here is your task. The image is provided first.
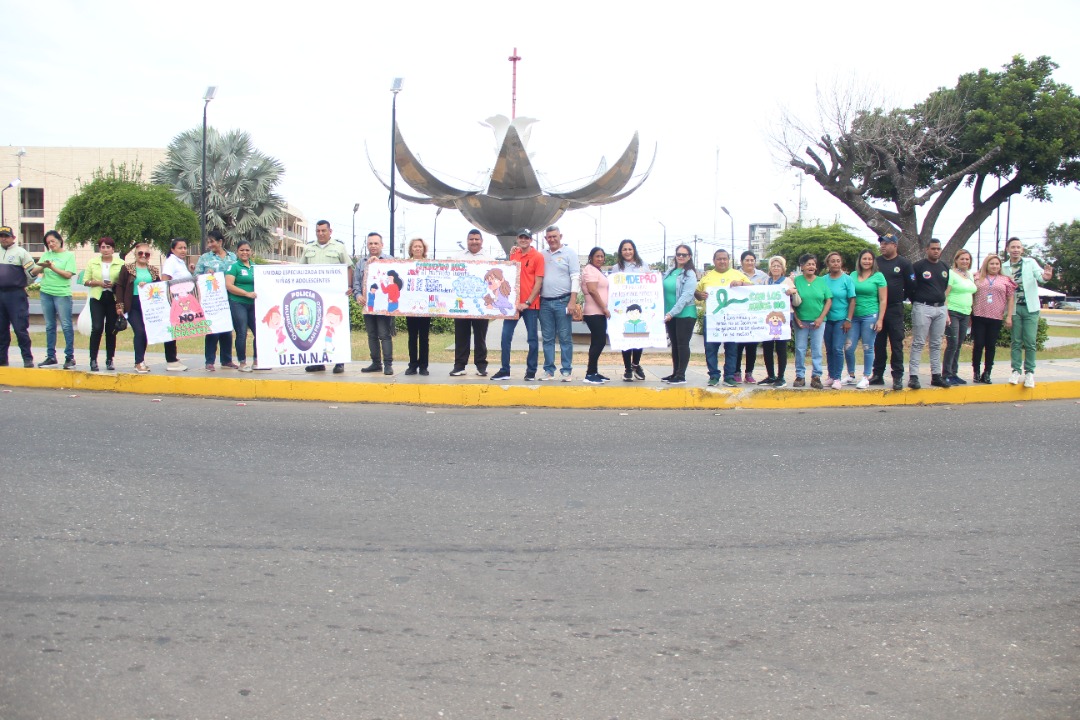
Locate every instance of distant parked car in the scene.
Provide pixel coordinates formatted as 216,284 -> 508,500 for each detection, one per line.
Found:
1059,301 -> 1080,311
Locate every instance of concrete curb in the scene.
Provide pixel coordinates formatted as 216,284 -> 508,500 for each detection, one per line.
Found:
3,367 -> 1079,410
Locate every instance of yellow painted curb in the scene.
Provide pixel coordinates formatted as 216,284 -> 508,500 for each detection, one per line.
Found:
3,367 -> 1080,410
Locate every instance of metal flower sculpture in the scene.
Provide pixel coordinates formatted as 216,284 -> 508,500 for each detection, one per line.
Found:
369,115 -> 654,255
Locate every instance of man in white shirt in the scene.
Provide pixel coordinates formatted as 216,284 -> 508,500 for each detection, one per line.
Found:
538,226 -> 581,381
450,229 -> 490,376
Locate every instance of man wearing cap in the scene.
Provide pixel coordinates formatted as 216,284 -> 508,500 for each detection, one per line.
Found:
450,229 -> 490,376
0,227 -> 36,367
300,219 -> 353,374
907,238 -> 951,389
538,225 -> 580,381
869,233 -> 914,391
491,229 -> 544,381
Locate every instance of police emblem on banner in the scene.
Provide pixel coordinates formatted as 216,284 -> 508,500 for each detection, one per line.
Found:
283,289 -> 324,351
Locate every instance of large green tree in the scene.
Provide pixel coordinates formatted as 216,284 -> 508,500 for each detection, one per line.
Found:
1041,220 -> 1080,295
764,223 -> 875,272
778,55 -> 1080,262
56,163 -> 200,257
152,128 -> 285,252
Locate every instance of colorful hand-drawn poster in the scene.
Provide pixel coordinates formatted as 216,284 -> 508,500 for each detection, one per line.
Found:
253,265 -> 351,368
362,259 -> 520,319
704,284 -> 792,343
137,273 -> 234,345
606,272 -> 667,350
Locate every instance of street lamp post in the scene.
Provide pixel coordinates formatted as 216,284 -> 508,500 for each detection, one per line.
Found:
1,179 -> 20,227
351,202 -> 360,257
773,203 -> 788,231
201,86 -> 217,253
432,207 -> 443,258
389,77 -> 403,257
658,220 -> 666,268
720,206 -> 734,257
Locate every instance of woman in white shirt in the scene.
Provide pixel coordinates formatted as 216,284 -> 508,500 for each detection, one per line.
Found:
159,238 -> 194,371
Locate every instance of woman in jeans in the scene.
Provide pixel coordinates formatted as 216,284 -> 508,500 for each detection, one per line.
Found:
582,247 -> 610,384
32,230 -> 77,369
114,242 -> 161,373
193,228 -> 237,371
757,256 -> 798,387
846,249 -> 886,389
793,254 -> 832,389
822,251 -> 855,390
614,239 -> 648,381
661,244 -> 697,385
81,236 -> 121,371
943,249 -> 977,385
404,238 -> 431,375
970,254 -> 1016,384
225,241 -> 258,371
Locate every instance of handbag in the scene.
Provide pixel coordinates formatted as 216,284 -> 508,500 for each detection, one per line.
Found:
115,314 -> 129,332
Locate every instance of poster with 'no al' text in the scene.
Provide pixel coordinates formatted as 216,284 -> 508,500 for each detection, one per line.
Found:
138,273 -> 233,345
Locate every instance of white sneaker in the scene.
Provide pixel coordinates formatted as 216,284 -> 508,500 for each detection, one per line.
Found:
561,372 -> 573,382
1024,372 -> 1035,388
843,373 -> 856,385
856,376 -> 869,389
1009,371 -> 1022,385
831,379 -> 843,390
166,361 -> 188,372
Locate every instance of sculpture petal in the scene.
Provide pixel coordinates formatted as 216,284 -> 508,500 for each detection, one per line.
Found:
365,141 -> 454,207
394,123 -> 477,200
566,142 -> 656,208
547,132 -> 640,203
485,125 -> 543,200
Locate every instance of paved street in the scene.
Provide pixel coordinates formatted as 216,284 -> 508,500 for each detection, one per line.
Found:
1,390 -> 1078,719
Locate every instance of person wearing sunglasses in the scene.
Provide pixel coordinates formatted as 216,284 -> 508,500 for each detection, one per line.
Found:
661,245 -> 699,385
115,242 -> 161,373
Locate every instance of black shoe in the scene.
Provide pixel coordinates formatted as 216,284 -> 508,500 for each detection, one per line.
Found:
475,368 -> 488,377
981,371 -> 992,384
63,358 -> 76,369
90,360 -> 99,372
404,367 -> 418,376
491,369 -> 511,380
908,375 -> 922,390
522,373 -> 536,381
951,375 -> 967,385
38,357 -> 58,368
105,358 -> 115,371
632,365 -> 645,381
757,376 -> 777,385
930,374 -> 950,388
892,377 -> 904,391
419,368 -> 429,376
332,364 -> 345,374
305,364 -> 326,372
449,367 -> 466,376
383,365 -> 394,375
23,360 -> 34,368
867,374 -> 885,386
623,369 -> 634,382
660,374 -> 673,383
359,364 -> 382,373
668,376 -> 686,385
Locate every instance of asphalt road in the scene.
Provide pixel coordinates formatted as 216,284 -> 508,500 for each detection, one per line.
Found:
1,391 -> 1078,720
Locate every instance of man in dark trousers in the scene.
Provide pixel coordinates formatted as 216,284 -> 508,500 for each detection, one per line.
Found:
868,234 -> 914,391
449,229 -> 490,376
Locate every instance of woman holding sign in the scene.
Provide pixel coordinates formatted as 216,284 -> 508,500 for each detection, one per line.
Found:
226,241 -> 258,372
614,239 -> 648,381
662,244 -> 698,385
115,242 -> 161,373
758,256 -> 798,387
159,238 -> 192,372
582,247 -> 611,384
404,238 -> 431,376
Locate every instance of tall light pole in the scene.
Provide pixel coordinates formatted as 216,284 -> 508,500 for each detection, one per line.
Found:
201,86 -> 217,253
432,207 -> 443,258
1,179 -> 20,227
389,77 -> 403,257
658,220 -> 666,268
773,203 -> 788,231
351,202 -> 360,257
721,206 -> 734,257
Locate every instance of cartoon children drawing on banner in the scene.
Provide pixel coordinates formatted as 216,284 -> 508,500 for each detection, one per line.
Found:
482,267 -> 515,315
262,306 -> 288,355
323,306 -> 344,354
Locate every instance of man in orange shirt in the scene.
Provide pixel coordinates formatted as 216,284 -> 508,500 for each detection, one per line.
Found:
491,229 -> 545,381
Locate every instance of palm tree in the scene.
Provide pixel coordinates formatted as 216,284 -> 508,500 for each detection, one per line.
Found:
152,128 -> 285,253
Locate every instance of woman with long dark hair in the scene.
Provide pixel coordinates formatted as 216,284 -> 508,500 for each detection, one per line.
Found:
32,230 -> 77,368
792,253 -> 832,389
225,240 -> 258,371
614,239 -> 648,381
661,244 -> 697,385
846,249 -> 886,389
159,238 -> 192,371
82,236 -> 121,371
582,246 -> 611,383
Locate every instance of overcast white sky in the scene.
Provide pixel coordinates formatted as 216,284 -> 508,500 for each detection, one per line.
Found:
6,0 -> 1080,261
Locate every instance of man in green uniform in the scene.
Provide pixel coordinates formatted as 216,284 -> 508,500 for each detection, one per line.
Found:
0,226 -> 37,367
299,219 -> 353,374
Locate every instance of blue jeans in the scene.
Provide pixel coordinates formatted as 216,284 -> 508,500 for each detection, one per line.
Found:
845,313 -> 877,376
824,319 -> 847,380
794,322 -> 824,379
40,292 -> 74,360
704,341 -> 738,381
500,308 -> 539,375
230,301 -> 256,363
204,331 -> 233,366
539,296 -> 573,376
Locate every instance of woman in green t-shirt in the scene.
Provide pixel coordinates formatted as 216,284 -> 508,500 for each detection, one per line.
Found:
225,241 -> 258,371
792,254 -> 832,389
943,249 -> 977,385
33,230 -> 78,368
846,249 -> 887,389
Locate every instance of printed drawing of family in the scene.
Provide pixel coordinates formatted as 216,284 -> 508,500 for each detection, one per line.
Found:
366,270 -> 404,313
